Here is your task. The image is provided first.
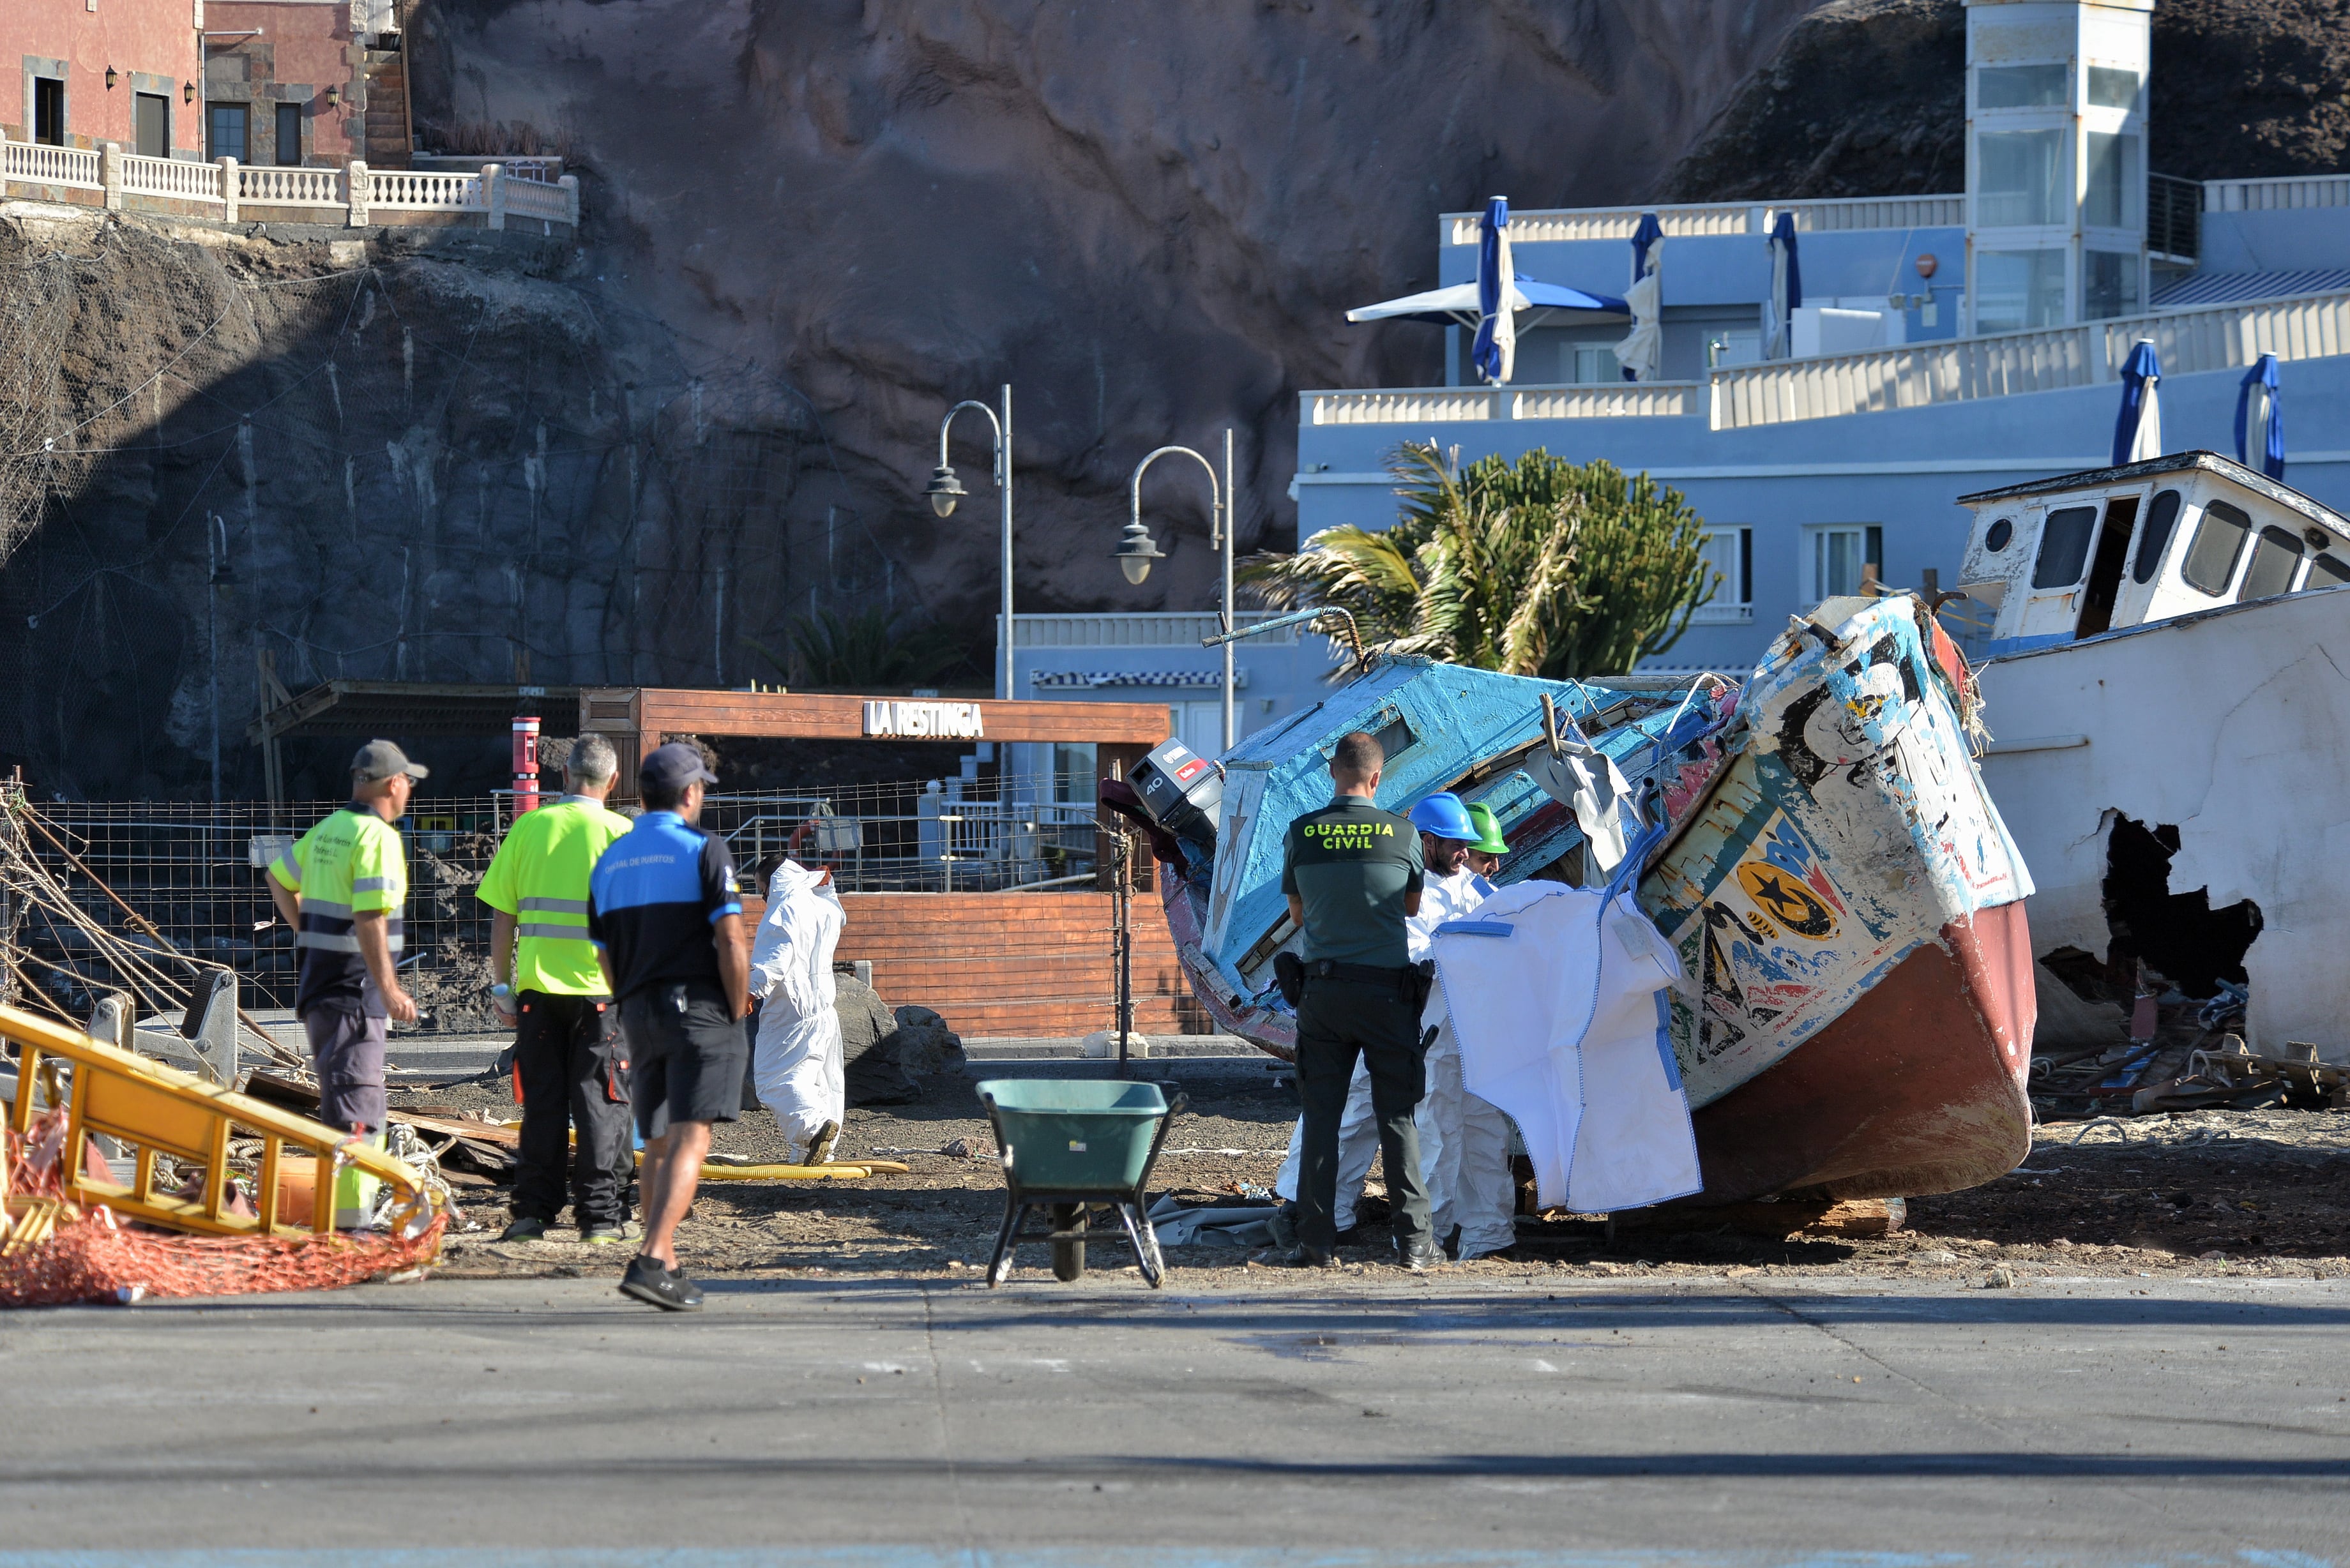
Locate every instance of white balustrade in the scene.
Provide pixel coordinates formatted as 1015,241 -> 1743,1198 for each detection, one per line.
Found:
502,175 -> 569,223
3,140 -> 102,190
1707,289 -> 2350,430
2203,174 -> 2350,213
1308,388 -> 1498,425
1510,382 -> 1698,419
364,169 -> 483,211
117,152 -> 224,204
1443,193 -> 1964,246
237,164 -> 344,206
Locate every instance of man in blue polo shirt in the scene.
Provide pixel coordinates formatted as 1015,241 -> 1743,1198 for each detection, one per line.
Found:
588,743 -> 749,1312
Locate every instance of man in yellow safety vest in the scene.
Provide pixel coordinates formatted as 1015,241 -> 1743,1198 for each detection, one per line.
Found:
476,733 -> 635,1244
265,739 -> 427,1144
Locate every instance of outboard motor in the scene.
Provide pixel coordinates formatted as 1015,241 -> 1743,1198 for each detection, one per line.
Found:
1128,738 -> 1223,854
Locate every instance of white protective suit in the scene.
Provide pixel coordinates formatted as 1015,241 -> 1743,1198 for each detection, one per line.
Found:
748,860 -> 845,1162
1432,880 -> 1701,1213
1272,863 -> 1487,1233
1413,869 -> 1520,1259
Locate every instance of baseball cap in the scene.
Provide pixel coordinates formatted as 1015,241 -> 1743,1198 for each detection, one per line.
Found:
641,741 -> 718,793
351,739 -> 428,783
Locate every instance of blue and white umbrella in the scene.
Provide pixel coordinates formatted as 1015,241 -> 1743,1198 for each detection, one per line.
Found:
2234,352 -> 2285,479
1612,212 -> 1664,382
2112,338 -> 2163,466
1764,211 -> 1803,359
1344,278 -> 1628,328
1469,197 -> 1515,384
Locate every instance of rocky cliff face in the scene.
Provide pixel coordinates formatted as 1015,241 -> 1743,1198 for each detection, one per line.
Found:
1665,0 -> 2350,199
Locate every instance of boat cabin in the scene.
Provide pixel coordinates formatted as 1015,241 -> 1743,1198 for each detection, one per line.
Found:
1956,451 -> 2350,656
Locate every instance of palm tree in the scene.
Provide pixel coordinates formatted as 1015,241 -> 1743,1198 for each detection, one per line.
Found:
1240,442 -> 1717,679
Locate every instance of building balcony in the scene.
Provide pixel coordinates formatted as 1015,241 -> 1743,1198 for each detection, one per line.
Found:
0,140 -> 577,234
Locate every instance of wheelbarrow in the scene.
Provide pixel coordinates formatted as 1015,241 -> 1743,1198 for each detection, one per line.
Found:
976,1077 -> 1186,1287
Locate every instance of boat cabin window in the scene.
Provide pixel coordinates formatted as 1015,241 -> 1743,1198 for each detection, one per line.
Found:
2308,554 -> 2350,589
2181,500 -> 2253,596
1984,518 -> 2014,553
2132,490 -> 2181,583
2241,526 -> 2306,601
2031,506 -> 2098,589
1372,715 -> 1416,761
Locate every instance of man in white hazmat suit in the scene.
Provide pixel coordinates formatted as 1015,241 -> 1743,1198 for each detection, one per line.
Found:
1420,797 -> 1520,1260
749,850 -> 846,1166
1268,792 -> 1488,1251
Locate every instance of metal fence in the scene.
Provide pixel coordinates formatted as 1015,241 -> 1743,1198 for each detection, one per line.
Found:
8,769 -> 1110,1032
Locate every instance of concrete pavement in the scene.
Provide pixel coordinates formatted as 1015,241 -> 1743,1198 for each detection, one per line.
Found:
1,1272 -> 2344,1564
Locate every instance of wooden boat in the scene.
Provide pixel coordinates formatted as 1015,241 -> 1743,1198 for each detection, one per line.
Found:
1105,593 -> 2036,1204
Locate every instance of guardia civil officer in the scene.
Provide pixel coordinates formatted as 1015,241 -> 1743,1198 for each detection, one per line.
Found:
1275,730 -> 1439,1270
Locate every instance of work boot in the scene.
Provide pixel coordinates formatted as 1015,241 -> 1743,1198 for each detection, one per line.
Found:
1267,1201 -> 1300,1251
498,1216 -> 548,1242
1394,1237 -> 1444,1272
805,1119 -> 842,1167
1269,1244 -> 1338,1269
619,1253 -> 703,1311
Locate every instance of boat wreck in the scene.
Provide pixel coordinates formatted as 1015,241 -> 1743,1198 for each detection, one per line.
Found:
1109,594 -> 2037,1205
1956,450 -> 2350,1066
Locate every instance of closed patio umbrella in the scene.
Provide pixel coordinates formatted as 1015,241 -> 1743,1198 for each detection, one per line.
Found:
2112,338 -> 2163,466
1612,212 -> 1663,382
2234,352 -> 2284,479
1470,197 -> 1515,384
1764,211 -> 1803,359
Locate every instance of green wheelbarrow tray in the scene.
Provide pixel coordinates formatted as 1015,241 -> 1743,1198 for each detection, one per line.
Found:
976,1077 -> 1188,1288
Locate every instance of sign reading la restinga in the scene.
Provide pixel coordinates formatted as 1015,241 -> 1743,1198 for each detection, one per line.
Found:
862,700 -> 986,739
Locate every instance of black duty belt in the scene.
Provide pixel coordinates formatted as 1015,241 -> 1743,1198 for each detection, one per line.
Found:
1301,959 -> 1416,986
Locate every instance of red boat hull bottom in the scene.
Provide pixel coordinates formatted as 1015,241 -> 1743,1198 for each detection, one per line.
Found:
1688,900 -> 2036,1203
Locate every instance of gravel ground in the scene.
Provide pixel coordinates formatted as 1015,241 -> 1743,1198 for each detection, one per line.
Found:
400,1067 -> 2350,1289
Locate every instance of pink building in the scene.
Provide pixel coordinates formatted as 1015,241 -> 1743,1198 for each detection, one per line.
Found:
3,0 -> 204,158
2,0 -> 403,170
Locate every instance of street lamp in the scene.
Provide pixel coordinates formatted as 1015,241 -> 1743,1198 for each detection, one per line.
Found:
923,384 -> 1013,700
1121,430 -> 1236,750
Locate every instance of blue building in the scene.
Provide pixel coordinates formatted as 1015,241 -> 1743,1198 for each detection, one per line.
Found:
1013,0 -> 2350,745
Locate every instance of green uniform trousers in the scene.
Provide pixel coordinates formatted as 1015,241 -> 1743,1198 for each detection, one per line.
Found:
1294,976 -> 1433,1251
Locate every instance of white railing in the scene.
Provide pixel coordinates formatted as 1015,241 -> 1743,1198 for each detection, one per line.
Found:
237,164 -> 342,207
1706,288 -> 2350,430
504,157 -> 563,184
1010,612 -> 1298,648
2,140 -> 101,190
1305,382 -> 1699,425
2203,174 -> 2350,213
365,169 -> 482,211
1510,382 -> 1699,419
118,152 -> 222,203
1308,388 -> 1501,425
502,174 -> 570,223
1443,192 -> 1964,245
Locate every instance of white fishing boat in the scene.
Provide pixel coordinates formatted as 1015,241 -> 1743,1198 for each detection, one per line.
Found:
1955,449 -> 2350,1064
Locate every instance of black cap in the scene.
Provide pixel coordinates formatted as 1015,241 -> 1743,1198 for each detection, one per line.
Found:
641,741 -> 716,794
351,739 -> 428,783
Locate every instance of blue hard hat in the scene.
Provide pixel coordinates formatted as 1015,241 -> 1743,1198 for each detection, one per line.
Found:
1408,791 -> 1477,842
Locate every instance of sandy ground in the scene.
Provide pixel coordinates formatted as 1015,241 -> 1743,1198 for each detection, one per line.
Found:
394,1061 -> 2350,1290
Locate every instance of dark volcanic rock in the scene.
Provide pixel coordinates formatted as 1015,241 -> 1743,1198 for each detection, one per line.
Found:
1666,0 -> 2350,200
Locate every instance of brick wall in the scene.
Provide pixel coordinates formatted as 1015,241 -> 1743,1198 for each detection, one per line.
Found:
822,891 -> 1206,1041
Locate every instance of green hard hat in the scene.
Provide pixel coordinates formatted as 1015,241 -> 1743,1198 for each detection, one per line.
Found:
1467,801 -> 1508,855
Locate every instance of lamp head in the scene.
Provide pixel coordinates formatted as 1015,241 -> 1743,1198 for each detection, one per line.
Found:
923,464 -> 966,519
1114,518 -> 1165,585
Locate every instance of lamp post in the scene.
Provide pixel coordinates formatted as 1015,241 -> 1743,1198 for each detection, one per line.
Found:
921,384 -> 1015,701
1116,429 -> 1236,751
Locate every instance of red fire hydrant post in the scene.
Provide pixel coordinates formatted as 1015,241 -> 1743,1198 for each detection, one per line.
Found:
512,716 -> 541,816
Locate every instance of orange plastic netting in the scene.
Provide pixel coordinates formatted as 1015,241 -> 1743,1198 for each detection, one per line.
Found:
0,1209 -> 446,1308
2,1115 -> 446,1308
